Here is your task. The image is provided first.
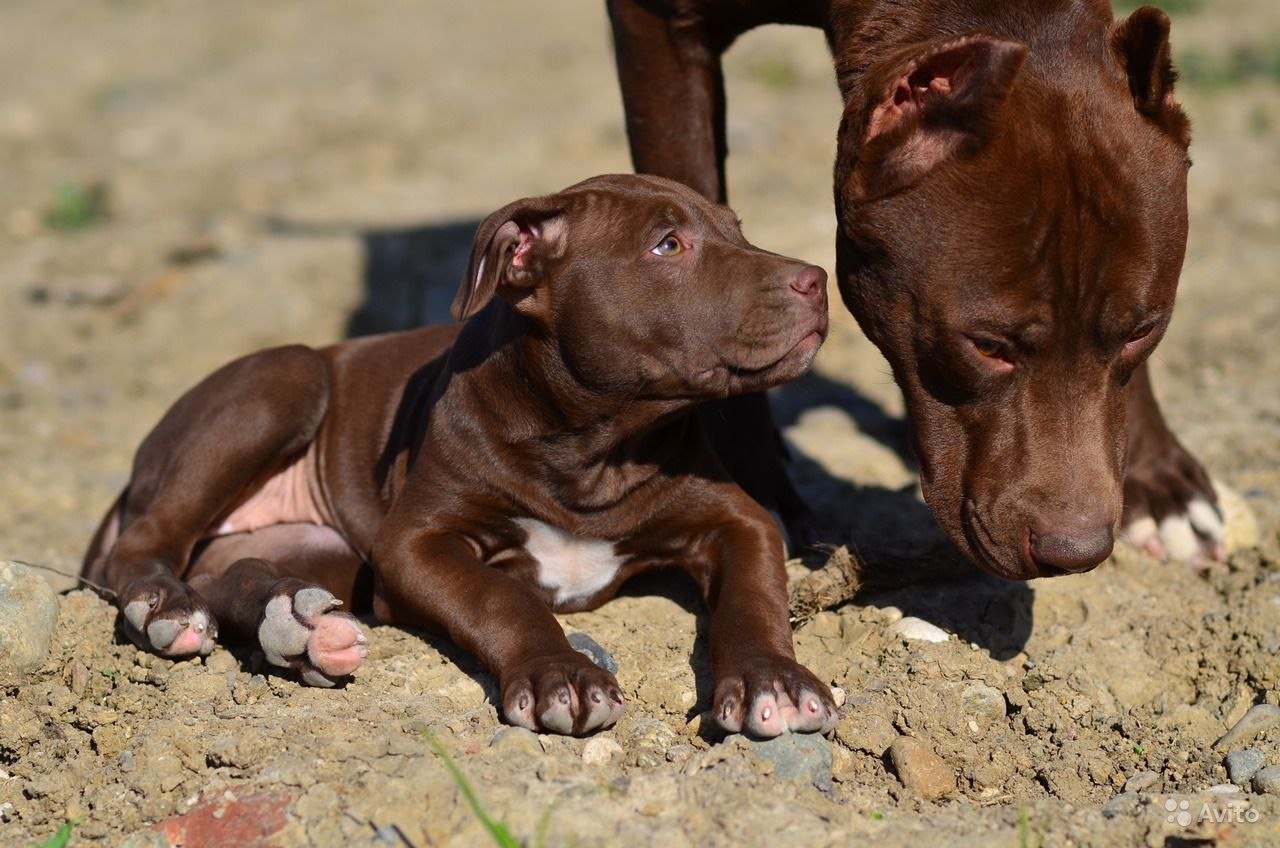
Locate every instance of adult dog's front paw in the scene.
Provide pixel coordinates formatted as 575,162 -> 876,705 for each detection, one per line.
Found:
713,655 -> 836,738
501,651 -> 624,736
120,571 -> 218,657
1122,438 -> 1226,565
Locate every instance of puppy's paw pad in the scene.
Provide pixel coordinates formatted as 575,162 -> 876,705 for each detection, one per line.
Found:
503,652 -> 624,736
120,579 -> 217,657
259,587 -> 367,686
714,657 -> 836,739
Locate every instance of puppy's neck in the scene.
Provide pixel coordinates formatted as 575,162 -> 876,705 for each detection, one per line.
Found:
444,303 -> 701,507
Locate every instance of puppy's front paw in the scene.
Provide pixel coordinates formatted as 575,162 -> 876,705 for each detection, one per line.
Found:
713,655 -> 836,738
1122,441 -> 1226,565
501,651 -> 624,736
120,572 -> 218,657
259,586 -> 367,687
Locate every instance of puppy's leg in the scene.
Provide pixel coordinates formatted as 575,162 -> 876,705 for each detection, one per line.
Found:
372,531 -> 623,736
86,345 -> 331,657
683,499 -> 837,738
1121,363 -> 1227,564
188,526 -> 367,687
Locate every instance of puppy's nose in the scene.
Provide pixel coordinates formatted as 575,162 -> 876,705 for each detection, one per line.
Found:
1029,516 -> 1114,574
789,266 -> 826,299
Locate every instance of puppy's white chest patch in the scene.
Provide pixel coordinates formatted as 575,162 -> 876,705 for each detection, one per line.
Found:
513,518 -> 622,604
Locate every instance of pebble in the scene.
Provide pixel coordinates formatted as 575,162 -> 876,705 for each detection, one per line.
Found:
738,732 -> 832,784
888,736 -> 955,799
1122,770 -> 1159,793
891,617 -> 950,644
835,710 -> 898,756
961,683 -> 1006,723
1225,748 -> 1267,785
204,650 -> 239,675
567,632 -> 618,675
880,605 -> 904,623
1215,704 -> 1280,750
1253,766 -> 1280,795
488,727 -> 543,756
0,561 -> 60,679
581,736 -> 623,765
830,686 -> 847,709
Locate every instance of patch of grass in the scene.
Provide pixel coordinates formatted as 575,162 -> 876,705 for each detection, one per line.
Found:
419,729 -> 520,848
748,54 -> 799,90
1113,0 -> 1204,15
34,819 -> 79,848
1133,744 -> 1144,755
1248,104 -> 1273,137
99,668 -> 121,684
1017,806 -> 1041,848
1178,44 -> 1280,90
868,810 -> 885,821
44,181 -> 109,232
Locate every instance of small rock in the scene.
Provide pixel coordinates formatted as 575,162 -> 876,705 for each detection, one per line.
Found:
880,605 -> 904,623
830,686 -> 847,709
1253,766 -> 1280,795
891,617 -> 949,644
738,733 -> 833,784
0,561 -> 60,679
204,650 -> 238,675
1208,783 -> 1242,794
488,727 -> 543,756
1101,792 -> 1140,819
665,744 -> 695,765
1225,748 -> 1267,785
888,736 -> 955,799
835,710 -> 898,756
1123,770 -> 1159,793
567,632 -> 618,675
961,683 -> 1006,723
582,736 -> 623,765
1215,704 -> 1280,750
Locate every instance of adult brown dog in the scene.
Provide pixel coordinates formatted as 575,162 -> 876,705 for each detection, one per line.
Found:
83,174 -> 837,737
608,0 -> 1225,577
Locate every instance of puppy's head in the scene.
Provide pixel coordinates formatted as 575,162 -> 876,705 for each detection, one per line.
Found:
832,9 -> 1191,579
454,174 -> 828,400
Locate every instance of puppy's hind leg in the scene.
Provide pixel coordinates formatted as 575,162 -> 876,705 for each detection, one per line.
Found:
188,526 -> 368,687
90,345 -> 331,658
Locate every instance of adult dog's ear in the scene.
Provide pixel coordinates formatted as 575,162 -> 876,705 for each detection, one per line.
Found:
1111,5 -> 1190,146
451,195 -> 567,321
838,35 -> 1027,201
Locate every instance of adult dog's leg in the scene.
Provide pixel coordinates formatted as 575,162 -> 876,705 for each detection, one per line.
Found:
608,0 -> 728,202
1122,363 -> 1226,563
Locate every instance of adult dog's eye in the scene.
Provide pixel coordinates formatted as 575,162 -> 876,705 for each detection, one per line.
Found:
967,334 -> 1015,372
651,234 -> 683,256
1125,321 -> 1156,346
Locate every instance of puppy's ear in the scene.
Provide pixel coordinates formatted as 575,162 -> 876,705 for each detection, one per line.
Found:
1111,5 -> 1189,146
839,35 -> 1026,201
451,196 -> 567,321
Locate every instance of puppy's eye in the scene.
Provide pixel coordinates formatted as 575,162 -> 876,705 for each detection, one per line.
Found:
651,234 -> 683,256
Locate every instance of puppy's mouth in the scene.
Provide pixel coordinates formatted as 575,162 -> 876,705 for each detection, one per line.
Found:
710,316 -> 829,386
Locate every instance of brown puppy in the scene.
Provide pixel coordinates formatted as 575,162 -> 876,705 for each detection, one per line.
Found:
608,0 -> 1224,576
83,174 -> 836,738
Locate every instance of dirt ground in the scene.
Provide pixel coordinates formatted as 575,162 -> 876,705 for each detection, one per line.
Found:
2,1 -> 1279,845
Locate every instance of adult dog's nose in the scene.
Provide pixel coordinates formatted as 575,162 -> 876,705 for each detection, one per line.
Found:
1029,514 -> 1114,574
789,265 -> 826,299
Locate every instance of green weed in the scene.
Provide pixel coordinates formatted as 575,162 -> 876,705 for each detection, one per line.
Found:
419,729 -> 520,848
35,819 -> 78,848
44,182 -> 109,232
